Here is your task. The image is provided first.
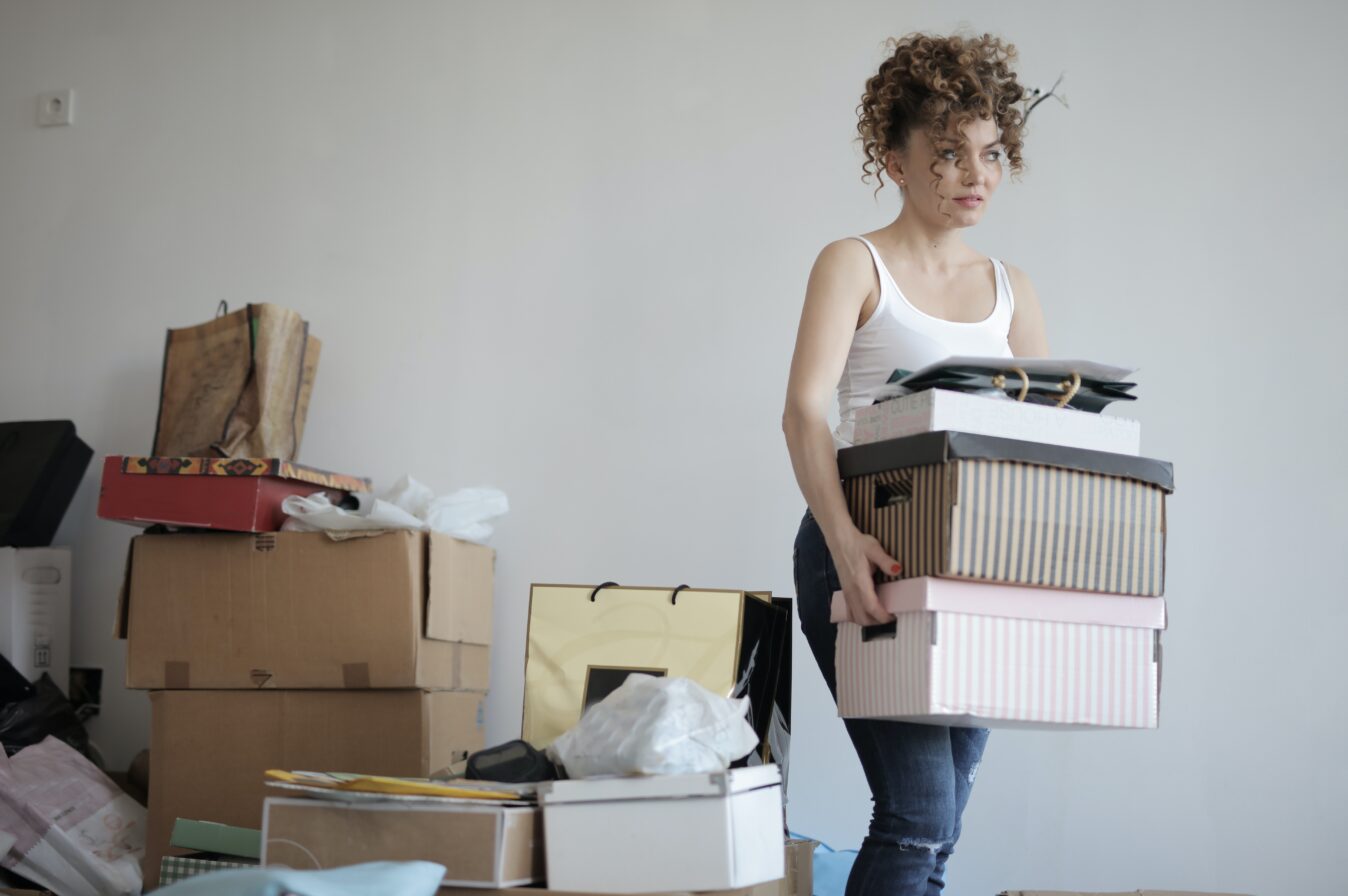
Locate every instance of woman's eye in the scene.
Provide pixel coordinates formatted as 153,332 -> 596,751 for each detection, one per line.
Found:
939,149 -> 958,160
986,150 -> 1003,162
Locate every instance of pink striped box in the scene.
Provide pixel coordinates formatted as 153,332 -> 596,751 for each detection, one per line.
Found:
831,578 -> 1165,729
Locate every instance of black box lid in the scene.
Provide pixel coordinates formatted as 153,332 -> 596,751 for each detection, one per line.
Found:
837,430 -> 1174,493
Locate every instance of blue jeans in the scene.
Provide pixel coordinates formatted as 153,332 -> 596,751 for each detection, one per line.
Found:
793,510 -> 989,896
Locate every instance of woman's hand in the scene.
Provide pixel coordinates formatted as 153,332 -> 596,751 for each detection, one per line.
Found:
828,524 -> 902,626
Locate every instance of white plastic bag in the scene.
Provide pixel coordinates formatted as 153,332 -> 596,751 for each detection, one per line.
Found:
547,675 -> 760,778
282,476 -> 508,544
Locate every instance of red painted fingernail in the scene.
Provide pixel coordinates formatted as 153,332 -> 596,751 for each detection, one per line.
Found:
891,564 -> 901,573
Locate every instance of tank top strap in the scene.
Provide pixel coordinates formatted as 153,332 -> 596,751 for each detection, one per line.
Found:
850,236 -> 892,322
990,258 -> 1016,318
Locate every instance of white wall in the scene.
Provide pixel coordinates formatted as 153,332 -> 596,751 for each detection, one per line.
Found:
2,2 -> 1344,894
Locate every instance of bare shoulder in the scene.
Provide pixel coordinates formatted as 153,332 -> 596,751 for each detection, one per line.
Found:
1001,260 -> 1050,355
1001,261 -> 1043,308
814,237 -> 873,276
807,237 -> 876,307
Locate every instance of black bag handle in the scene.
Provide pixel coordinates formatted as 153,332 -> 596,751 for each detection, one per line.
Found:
587,582 -> 691,605
588,582 -> 619,602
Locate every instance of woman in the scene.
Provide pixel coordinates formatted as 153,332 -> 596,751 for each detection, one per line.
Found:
781,33 -> 1050,895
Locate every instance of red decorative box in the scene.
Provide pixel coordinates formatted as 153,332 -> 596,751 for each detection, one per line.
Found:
98,456 -> 371,533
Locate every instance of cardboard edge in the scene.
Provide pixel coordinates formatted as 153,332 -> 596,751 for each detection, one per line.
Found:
113,536 -> 136,640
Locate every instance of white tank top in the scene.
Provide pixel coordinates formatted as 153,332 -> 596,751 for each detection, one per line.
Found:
834,236 -> 1015,447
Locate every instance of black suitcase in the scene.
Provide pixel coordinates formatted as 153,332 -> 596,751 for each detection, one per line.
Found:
0,420 -> 93,547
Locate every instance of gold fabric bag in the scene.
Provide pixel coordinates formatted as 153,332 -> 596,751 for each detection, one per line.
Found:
522,583 -> 788,754
152,303 -> 320,460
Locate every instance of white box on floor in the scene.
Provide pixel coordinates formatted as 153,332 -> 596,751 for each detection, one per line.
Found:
0,547 -> 70,693
850,389 -> 1141,454
832,579 -> 1165,729
537,765 -> 784,894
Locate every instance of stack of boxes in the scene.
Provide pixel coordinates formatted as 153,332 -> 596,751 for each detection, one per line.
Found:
106,473 -> 496,887
832,386 -> 1173,728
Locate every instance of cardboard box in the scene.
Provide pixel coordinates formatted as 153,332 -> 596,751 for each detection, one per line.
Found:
97,455 -> 369,533
0,547 -> 70,693
143,689 -> 485,889
839,431 -> 1174,596
747,838 -> 814,896
117,529 -> 492,689
833,578 -> 1165,728
262,797 -> 542,887
851,389 -> 1142,454
537,765 -> 784,893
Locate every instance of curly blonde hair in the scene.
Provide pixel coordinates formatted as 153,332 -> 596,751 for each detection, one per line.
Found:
857,32 -> 1027,194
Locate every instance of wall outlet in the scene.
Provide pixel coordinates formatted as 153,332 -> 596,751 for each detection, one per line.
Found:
37,90 -> 74,127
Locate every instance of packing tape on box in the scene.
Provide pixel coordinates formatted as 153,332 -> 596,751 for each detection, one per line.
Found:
164,661 -> 190,688
342,662 -> 371,688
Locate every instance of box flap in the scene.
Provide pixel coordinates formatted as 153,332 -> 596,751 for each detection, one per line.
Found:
426,534 -> 494,644
538,765 -> 780,805
830,578 -> 1167,630
837,431 -> 1173,492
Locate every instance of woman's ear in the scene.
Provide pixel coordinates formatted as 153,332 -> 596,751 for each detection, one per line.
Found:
885,149 -> 906,187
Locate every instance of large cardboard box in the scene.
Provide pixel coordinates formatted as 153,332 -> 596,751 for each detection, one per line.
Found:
537,766 -> 784,894
523,584 -> 787,751
117,530 -> 492,689
833,579 -> 1165,729
851,388 -> 1142,454
839,431 -> 1173,596
0,547 -> 70,693
97,455 -> 369,533
143,689 -> 485,889
262,797 -> 542,887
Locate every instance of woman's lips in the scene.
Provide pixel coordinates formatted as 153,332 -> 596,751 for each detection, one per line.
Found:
954,196 -> 984,208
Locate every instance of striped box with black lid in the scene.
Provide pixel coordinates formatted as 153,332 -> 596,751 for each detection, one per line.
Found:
832,429 -> 1174,729
837,431 -> 1173,596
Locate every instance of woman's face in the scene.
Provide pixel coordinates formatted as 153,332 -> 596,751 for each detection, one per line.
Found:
887,116 -> 1005,228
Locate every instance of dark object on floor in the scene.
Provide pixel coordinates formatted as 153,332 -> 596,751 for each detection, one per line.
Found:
0,420 -> 93,547
0,673 -> 93,762
466,739 -> 560,783
0,654 -> 37,707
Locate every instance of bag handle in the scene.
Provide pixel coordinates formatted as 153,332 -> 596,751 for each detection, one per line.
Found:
991,366 -> 1083,408
587,582 -> 619,602
587,582 -> 690,605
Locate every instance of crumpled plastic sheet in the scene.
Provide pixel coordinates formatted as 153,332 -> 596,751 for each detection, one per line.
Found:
547,675 -> 760,778
282,476 -> 508,544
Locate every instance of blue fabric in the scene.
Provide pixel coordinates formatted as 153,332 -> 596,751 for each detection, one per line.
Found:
151,861 -> 446,895
793,510 -> 989,896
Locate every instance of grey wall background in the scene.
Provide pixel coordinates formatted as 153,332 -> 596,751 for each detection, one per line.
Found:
2,2 -> 1344,893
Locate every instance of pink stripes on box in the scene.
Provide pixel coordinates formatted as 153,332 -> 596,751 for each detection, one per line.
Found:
836,611 -> 1159,729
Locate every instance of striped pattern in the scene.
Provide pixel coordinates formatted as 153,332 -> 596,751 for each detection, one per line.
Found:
836,612 -> 1159,728
159,855 -> 257,885
845,459 -> 1166,596
842,464 -> 952,580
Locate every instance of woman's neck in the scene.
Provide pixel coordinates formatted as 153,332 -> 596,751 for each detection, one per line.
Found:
876,206 -> 974,274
